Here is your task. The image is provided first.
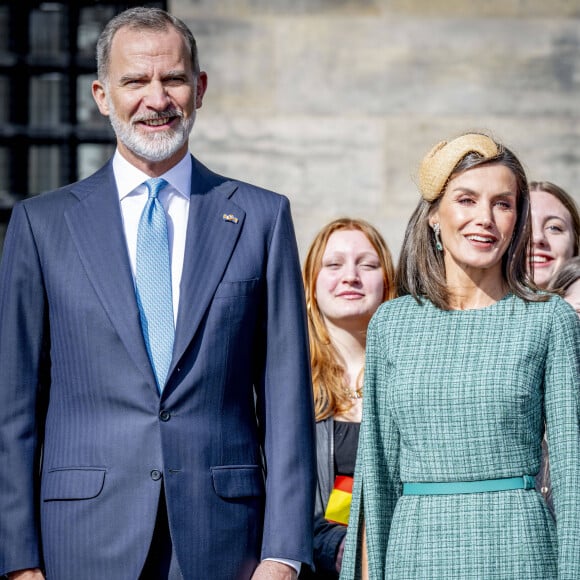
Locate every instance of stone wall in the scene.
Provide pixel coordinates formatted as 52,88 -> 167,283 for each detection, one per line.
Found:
174,0 -> 580,260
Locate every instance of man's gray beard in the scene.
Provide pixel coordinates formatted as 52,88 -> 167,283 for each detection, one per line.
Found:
107,100 -> 194,162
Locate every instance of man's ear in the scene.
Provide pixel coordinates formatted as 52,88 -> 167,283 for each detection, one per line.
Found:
92,80 -> 110,117
195,72 -> 208,109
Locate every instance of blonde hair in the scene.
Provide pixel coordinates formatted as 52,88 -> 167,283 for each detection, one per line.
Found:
303,218 -> 396,421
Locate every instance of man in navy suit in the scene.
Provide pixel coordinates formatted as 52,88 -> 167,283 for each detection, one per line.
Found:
0,7 -> 315,579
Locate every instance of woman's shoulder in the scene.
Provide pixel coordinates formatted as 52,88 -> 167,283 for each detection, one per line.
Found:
374,294 -> 423,317
519,292 -> 576,319
523,295 -> 580,362
368,295 -> 428,335
507,294 -> 579,344
537,293 -> 579,327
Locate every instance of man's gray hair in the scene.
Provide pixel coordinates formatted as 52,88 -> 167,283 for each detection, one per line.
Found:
96,7 -> 200,82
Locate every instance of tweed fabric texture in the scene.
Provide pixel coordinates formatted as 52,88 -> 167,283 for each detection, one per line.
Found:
340,294 -> 580,579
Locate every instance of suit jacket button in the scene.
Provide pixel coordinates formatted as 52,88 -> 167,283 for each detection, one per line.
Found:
151,470 -> 162,481
159,410 -> 171,422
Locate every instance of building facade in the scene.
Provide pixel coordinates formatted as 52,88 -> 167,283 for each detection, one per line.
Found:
1,0 -> 579,260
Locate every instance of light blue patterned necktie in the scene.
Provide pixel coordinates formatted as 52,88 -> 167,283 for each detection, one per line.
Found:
135,178 -> 174,391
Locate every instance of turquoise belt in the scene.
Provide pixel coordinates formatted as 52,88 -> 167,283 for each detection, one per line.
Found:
402,475 -> 536,495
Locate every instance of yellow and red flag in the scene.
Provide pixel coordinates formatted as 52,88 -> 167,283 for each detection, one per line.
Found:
324,475 -> 353,525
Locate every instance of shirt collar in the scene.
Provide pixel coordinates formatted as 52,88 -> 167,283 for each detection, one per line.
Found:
112,150 -> 192,200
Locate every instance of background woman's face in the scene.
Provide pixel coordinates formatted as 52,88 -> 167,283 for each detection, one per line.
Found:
529,190 -> 575,289
315,229 -> 385,330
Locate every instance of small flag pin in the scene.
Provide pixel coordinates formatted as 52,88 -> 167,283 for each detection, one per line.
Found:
222,213 -> 239,224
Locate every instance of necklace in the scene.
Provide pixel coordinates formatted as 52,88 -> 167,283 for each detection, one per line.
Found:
347,386 -> 363,400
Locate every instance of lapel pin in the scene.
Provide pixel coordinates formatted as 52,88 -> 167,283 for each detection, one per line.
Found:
222,213 -> 239,224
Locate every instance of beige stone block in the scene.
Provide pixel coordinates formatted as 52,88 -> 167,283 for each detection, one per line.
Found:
183,17 -> 277,114
379,0 -> 580,18
176,0 -> 381,18
484,117 -> 580,197
273,16 -> 580,116
193,114 -> 385,209
175,0 -> 580,18
178,10 -> 579,120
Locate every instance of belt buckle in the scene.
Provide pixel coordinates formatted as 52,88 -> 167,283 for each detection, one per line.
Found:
523,475 -> 535,490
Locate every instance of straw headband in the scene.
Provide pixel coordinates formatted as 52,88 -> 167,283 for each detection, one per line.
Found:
419,134 -> 499,201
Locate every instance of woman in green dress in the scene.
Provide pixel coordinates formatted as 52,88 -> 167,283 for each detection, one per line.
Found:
340,133 -> 580,579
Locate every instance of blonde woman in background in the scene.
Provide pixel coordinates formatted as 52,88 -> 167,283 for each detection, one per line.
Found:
301,218 -> 395,579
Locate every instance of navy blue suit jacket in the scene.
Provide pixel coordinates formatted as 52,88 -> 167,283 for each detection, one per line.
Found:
0,156 -> 316,579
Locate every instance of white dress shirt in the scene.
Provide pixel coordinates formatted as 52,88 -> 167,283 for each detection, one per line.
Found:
113,150 -> 191,324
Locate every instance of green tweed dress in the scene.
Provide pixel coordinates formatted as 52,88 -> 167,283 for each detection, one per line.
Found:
340,293 -> 580,579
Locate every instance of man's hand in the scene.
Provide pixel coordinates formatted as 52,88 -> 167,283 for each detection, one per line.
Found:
7,569 -> 45,580
251,560 -> 298,580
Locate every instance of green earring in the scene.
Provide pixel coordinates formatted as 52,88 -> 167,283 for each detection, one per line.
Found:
432,223 -> 443,251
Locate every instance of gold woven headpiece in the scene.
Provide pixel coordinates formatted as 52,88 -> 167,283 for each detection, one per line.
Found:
418,134 -> 499,202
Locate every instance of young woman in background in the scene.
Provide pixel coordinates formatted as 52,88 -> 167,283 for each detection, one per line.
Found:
301,218 -> 395,579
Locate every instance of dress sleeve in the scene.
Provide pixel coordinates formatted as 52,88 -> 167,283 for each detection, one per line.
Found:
543,297 -> 580,578
340,312 -> 401,579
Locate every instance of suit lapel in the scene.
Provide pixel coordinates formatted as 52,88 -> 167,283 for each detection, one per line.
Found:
64,157 -> 244,388
65,164 -> 154,384
172,165 -> 244,372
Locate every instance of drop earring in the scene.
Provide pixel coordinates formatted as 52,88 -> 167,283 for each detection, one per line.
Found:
432,223 -> 443,251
